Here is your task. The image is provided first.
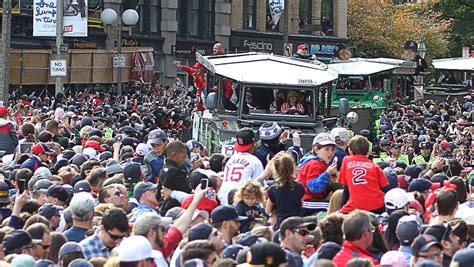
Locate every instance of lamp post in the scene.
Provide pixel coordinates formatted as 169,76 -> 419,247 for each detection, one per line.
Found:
101,8 -> 139,95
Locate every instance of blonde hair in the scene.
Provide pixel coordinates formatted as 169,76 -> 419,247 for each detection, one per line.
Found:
233,181 -> 265,205
327,189 -> 343,214
273,152 -> 296,187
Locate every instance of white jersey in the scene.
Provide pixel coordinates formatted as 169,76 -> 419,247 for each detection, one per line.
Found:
218,152 -> 264,205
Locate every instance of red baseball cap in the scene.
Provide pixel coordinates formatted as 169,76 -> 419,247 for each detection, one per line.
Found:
297,44 -> 307,50
234,129 -> 255,152
0,107 -> 7,117
32,143 -> 55,156
85,140 -> 105,152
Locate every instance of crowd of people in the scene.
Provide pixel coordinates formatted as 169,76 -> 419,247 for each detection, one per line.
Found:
0,80 -> 472,267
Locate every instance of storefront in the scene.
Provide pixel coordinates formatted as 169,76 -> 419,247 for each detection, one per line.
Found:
230,30 -> 348,63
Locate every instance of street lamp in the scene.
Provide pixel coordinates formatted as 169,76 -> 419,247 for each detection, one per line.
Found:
101,8 -> 139,94
418,37 -> 427,59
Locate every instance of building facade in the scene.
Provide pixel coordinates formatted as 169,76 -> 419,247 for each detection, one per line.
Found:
1,0 -> 346,89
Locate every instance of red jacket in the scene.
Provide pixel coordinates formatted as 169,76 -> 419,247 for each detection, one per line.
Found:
333,241 -> 379,267
296,157 -> 331,200
181,66 -> 206,97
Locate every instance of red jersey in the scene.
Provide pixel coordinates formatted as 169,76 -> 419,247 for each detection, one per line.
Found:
333,240 -> 379,267
337,154 -> 388,213
297,158 -> 331,200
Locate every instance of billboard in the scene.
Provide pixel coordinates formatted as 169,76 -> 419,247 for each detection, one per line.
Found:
33,0 -> 88,37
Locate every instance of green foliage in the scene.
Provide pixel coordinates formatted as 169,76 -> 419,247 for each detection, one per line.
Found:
433,0 -> 474,56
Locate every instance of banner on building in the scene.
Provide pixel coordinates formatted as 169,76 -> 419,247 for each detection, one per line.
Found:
63,0 -> 88,37
33,0 -> 88,36
33,0 -> 58,36
131,52 -> 155,83
268,0 -> 284,27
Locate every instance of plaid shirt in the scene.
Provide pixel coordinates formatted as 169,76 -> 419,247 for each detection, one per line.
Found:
79,230 -> 110,260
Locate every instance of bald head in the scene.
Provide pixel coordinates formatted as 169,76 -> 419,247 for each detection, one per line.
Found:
213,43 -> 224,55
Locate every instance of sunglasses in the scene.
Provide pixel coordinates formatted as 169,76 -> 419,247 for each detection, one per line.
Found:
292,229 -> 310,236
107,230 -> 126,240
111,191 -> 122,197
39,244 -> 50,250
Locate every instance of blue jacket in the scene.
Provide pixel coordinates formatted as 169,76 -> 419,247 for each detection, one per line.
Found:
20,156 -> 42,173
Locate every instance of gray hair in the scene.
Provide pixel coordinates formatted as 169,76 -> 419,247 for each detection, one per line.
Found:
70,192 -> 95,222
133,213 -> 162,236
342,210 -> 372,241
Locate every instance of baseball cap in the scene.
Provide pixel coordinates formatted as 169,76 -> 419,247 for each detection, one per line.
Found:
211,205 -> 247,224
415,260 -> 442,267
380,139 -> 391,147
47,185 -> 69,202
234,129 -> 255,152
279,216 -> 317,238
147,129 -> 166,145
0,181 -> 10,204
133,212 -> 172,235
84,140 -> 105,153
464,95 -> 472,101
312,132 -> 336,146
102,176 -> 124,187
69,259 -> 93,267
385,188 -> 411,210
244,242 -> 287,267
135,143 -> 149,157
420,142 -> 431,149
404,40 -> 418,52
258,122 -> 282,141
188,222 -> 214,242
222,244 -> 245,259
397,175 -> 411,190
69,154 -> 88,168
35,259 -> 55,267
38,203 -> 61,219
0,106 -> 7,117
12,254 -> 36,267
405,165 -> 423,179
380,251 -> 407,267
73,180 -> 92,193
317,242 -> 341,260
411,234 -> 442,256
118,236 -> 153,262
123,162 -> 142,183
183,259 -> 208,267
32,143 -> 54,156
297,44 -> 307,50
59,242 -> 83,259
133,182 -> 157,201
408,178 -> 440,193
451,248 -> 474,267
396,215 -> 420,246
331,127 -> 349,143
3,230 -> 42,253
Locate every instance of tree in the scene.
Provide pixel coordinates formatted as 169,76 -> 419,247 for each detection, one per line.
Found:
348,0 -> 452,61
433,0 -> 474,56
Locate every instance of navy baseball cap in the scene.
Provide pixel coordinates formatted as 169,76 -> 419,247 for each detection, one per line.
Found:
211,205 -> 247,224
408,178 -> 440,193
73,180 -> 92,193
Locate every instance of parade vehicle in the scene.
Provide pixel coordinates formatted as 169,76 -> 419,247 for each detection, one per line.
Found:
425,57 -> 474,103
192,52 -> 341,154
328,59 -> 397,133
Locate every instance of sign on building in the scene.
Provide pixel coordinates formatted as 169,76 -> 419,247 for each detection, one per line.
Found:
50,59 -> 67,77
33,0 -> 58,36
33,0 -> 88,37
462,47 -> 470,59
284,43 -> 292,57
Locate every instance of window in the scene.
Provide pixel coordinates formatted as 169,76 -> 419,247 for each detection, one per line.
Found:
321,0 -> 333,36
299,0 -> 312,34
178,0 -> 215,39
133,0 -> 161,35
154,57 -> 164,83
243,0 -> 256,30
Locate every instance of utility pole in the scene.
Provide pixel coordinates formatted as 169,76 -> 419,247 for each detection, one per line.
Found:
117,13 -> 123,95
283,0 -> 289,47
0,0 -> 12,104
55,0 -> 64,95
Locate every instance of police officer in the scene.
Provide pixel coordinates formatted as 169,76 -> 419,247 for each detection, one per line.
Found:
412,142 -> 435,165
389,143 -> 410,166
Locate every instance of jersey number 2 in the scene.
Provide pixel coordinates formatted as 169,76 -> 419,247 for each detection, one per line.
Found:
352,168 -> 367,185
